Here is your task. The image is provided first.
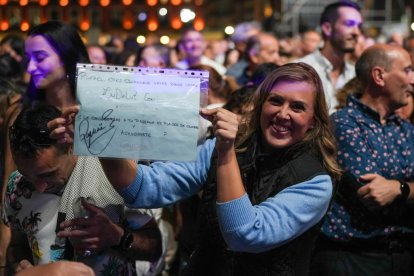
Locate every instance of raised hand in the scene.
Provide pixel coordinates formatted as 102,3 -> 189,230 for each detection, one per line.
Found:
200,107 -> 239,153
47,105 -> 80,144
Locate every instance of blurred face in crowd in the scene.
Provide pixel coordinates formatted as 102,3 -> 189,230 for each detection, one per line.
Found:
324,6 -> 363,53
25,35 -> 66,90
260,80 -> 315,151
139,46 -> 166,68
1,42 -> 23,62
302,31 -> 321,55
180,30 -> 205,60
383,48 -> 414,110
251,34 -> 281,66
14,147 -> 74,194
87,46 -> 107,65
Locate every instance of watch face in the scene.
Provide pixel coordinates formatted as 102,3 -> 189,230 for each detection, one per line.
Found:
123,232 -> 134,249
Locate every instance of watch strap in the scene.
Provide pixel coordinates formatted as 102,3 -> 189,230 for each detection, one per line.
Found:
399,180 -> 410,201
112,225 -> 133,251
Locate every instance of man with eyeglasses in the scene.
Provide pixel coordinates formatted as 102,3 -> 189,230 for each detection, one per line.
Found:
295,0 -> 363,114
312,44 -> 414,276
2,104 -> 163,276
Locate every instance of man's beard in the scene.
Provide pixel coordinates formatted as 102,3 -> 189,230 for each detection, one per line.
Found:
331,35 -> 357,54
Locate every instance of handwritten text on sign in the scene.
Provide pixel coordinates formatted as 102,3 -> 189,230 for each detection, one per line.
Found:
74,66 -> 203,161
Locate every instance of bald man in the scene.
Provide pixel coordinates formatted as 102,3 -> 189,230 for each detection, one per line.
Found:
312,44 -> 414,276
229,32 -> 281,86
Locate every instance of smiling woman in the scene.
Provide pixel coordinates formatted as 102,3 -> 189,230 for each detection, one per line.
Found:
24,21 -> 90,108
57,62 -> 343,275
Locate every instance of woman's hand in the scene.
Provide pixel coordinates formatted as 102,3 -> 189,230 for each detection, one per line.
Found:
47,105 -> 80,144
200,107 -> 239,153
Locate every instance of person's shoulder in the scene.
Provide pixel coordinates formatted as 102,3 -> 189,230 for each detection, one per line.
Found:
331,105 -> 359,124
226,59 -> 248,77
294,51 -> 318,64
399,119 -> 414,133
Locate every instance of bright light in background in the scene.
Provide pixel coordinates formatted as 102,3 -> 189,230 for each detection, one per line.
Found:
138,12 -> 147,21
136,35 -> 146,44
180,8 -> 195,23
224,25 -> 234,35
59,0 -> 69,6
0,21 -> 9,31
123,19 -> 134,30
122,0 -> 133,5
80,20 -> 90,31
99,0 -> 110,6
20,21 -> 30,31
98,35 -> 110,45
160,35 -> 170,45
193,17 -> 204,31
171,17 -> 182,29
159,8 -> 168,16
79,0 -> 89,6
147,19 -> 158,31
146,0 -> 157,6
411,22 -> 414,31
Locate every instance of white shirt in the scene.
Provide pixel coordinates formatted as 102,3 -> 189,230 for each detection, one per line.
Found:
295,50 -> 355,114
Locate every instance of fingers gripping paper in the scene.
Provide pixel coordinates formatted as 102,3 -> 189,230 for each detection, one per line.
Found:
74,64 -> 209,161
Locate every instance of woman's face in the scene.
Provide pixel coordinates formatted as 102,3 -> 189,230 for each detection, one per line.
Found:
25,35 -> 66,90
260,80 -> 315,151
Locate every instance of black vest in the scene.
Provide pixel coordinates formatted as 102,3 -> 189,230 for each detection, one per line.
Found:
184,135 -> 329,276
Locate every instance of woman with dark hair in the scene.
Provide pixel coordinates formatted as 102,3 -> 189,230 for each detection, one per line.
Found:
25,21 -> 89,105
0,21 -> 90,275
52,62 -> 341,275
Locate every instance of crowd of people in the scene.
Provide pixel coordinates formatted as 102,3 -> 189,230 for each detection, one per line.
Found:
0,0 -> 414,275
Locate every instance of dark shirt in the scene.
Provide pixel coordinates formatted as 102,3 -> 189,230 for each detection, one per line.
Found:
321,95 -> 414,242
226,59 -> 249,86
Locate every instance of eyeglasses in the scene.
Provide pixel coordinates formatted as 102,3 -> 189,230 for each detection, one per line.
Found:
9,125 -> 54,147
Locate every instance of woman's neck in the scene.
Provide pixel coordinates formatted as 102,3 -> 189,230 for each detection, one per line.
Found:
45,80 -> 76,110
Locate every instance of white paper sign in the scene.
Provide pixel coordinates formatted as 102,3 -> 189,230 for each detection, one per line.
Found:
74,64 -> 209,161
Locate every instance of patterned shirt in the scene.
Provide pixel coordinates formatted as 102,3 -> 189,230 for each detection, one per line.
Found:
2,157 -> 160,276
321,95 -> 414,242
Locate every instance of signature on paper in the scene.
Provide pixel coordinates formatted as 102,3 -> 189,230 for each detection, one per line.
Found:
78,109 -> 117,155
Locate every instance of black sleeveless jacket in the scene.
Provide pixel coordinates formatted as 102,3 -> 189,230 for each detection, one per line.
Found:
184,135 -> 329,276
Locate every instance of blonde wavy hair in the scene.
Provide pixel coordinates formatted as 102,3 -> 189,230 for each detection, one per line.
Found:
236,62 -> 342,180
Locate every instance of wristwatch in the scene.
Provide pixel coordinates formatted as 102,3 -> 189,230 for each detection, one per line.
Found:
399,180 -> 410,201
114,226 -> 134,251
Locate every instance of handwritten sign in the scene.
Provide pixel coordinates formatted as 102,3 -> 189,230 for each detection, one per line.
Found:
74,64 -> 209,161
